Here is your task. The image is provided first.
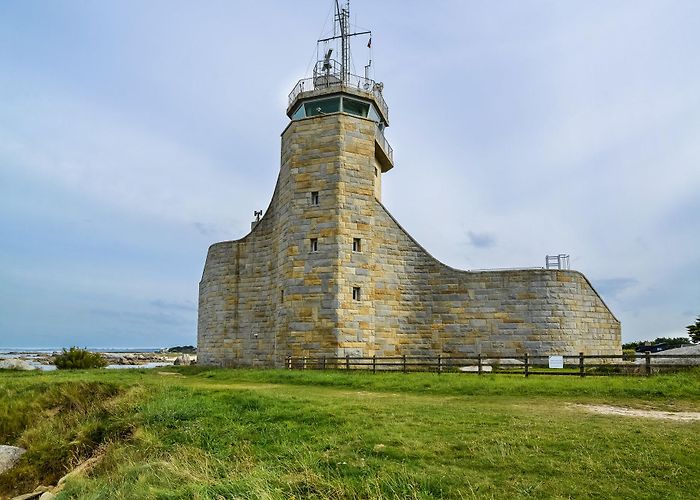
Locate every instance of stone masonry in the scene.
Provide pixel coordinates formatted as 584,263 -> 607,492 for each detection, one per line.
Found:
198,105 -> 621,367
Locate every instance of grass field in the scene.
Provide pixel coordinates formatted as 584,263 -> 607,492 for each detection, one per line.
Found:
1,367 -> 699,499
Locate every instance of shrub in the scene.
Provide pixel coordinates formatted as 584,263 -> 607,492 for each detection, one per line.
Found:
54,347 -> 108,370
167,345 -> 196,354
622,349 -> 637,361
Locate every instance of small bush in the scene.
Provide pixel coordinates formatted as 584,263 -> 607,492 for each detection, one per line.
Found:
622,349 -> 637,361
54,347 -> 108,370
167,345 -> 196,354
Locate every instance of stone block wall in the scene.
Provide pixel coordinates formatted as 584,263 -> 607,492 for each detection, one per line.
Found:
371,202 -> 620,357
198,111 -> 621,367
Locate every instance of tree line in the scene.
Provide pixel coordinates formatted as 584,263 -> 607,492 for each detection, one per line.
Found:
622,316 -> 700,350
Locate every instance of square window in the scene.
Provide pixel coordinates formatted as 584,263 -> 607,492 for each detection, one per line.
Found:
310,238 -> 318,252
353,238 -> 362,253
352,286 -> 361,301
311,191 -> 319,206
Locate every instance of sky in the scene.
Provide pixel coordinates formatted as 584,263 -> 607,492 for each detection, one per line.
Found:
1,0 -> 699,348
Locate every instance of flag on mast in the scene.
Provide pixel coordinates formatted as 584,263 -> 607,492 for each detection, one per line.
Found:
367,37 -> 372,48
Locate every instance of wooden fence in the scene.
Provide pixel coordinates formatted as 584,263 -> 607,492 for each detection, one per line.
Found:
285,353 -> 700,377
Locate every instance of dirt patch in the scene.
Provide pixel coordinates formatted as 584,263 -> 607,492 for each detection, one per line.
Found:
577,404 -> 700,421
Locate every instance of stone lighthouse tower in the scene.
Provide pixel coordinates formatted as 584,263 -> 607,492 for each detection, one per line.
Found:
199,2 -> 395,366
197,2 -> 621,367
276,12 -> 394,363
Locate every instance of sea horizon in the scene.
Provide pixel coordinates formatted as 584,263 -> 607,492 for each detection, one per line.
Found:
0,347 -> 166,354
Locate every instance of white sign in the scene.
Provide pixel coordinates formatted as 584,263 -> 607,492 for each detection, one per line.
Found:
548,355 -> 564,369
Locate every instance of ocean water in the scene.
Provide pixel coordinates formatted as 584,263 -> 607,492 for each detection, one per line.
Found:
0,348 -> 162,354
0,348 -> 172,371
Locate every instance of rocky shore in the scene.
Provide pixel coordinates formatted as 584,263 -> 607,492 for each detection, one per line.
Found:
0,350 -> 196,370
101,352 -> 176,366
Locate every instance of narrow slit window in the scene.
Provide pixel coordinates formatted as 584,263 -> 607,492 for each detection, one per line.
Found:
310,238 -> 318,252
374,167 -> 378,177
280,290 -> 284,301
352,287 -> 361,301
353,238 -> 362,253
311,191 -> 319,206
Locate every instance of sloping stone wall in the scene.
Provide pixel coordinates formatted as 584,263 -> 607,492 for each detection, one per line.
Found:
197,111 -> 621,367
371,201 -> 620,357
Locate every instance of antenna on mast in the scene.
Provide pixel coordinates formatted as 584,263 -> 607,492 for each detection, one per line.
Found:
323,49 -> 333,72
316,0 -> 371,86
287,0 -> 390,128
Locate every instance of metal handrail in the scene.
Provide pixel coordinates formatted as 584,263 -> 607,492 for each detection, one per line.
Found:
288,72 -> 389,121
469,267 -> 545,272
375,125 -> 393,163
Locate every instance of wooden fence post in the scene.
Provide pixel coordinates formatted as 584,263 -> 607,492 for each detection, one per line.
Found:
372,355 -> 377,374
437,355 -> 442,375
302,357 -> 307,370
402,354 -> 407,373
645,351 -> 651,377
345,355 -> 350,371
477,353 -> 482,375
579,352 -> 585,377
524,353 -> 529,378
286,356 -> 291,370
322,357 -> 326,371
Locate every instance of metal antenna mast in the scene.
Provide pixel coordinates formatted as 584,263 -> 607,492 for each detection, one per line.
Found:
338,0 -> 349,83
318,0 -> 370,85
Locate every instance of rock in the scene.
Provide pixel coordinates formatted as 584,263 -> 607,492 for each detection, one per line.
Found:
0,445 -> 26,474
38,493 -> 56,500
459,365 -> 493,372
174,354 -> 191,366
53,455 -> 104,493
10,492 -> 44,500
0,359 -> 37,371
492,358 -> 524,366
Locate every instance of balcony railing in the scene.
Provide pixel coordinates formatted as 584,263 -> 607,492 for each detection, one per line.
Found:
289,71 -> 389,122
375,125 -> 393,165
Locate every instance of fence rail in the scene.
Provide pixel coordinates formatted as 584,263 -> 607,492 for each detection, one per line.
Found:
285,353 -> 700,377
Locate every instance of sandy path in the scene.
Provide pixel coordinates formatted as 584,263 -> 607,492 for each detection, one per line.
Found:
578,404 -> 700,421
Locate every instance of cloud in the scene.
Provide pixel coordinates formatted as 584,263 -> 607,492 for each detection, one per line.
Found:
87,308 -> 188,327
466,230 -> 496,249
1,0 -> 699,348
591,278 -> 639,299
149,300 -> 197,312
193,222 -> 220,237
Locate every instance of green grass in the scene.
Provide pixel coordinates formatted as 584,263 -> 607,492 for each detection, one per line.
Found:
1,368 -> 699,499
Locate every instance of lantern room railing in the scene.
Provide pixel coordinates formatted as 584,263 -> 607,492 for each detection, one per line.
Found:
289,66 -> 389,122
